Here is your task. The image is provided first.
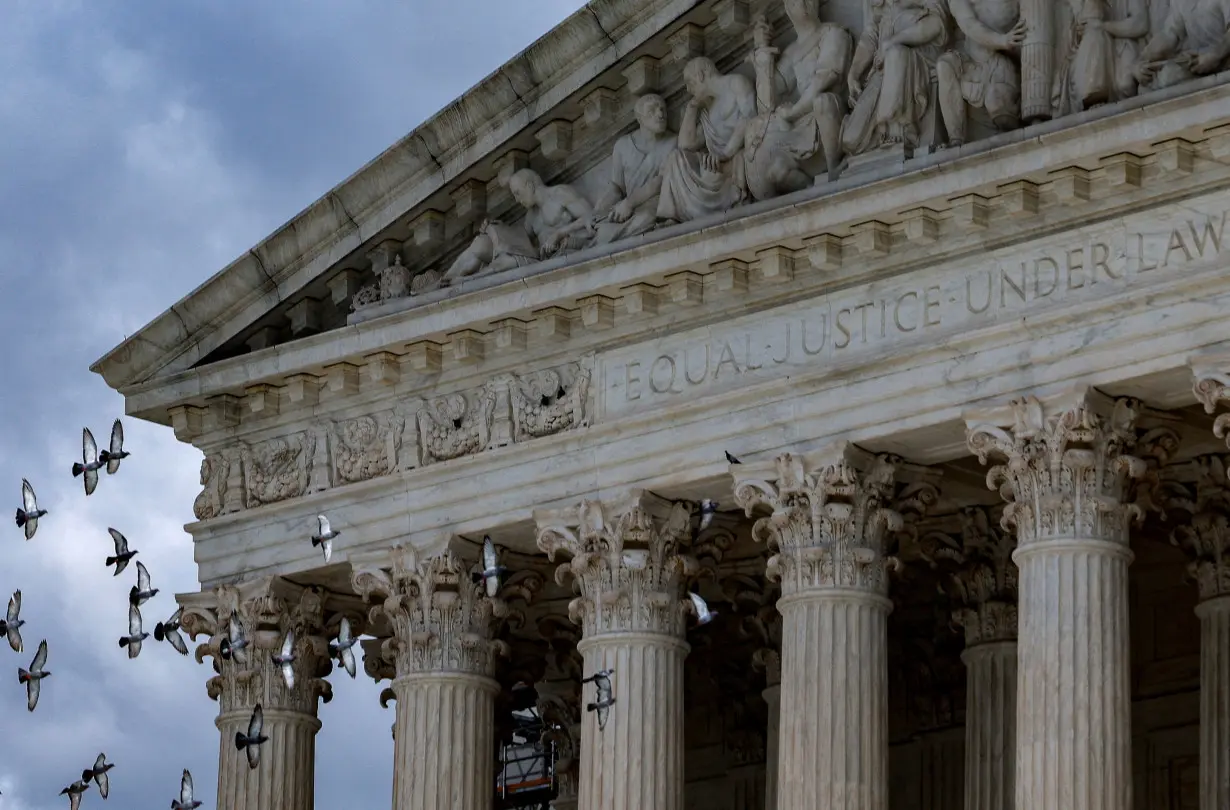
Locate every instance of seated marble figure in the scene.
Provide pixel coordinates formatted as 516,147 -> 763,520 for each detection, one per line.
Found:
1134,0 -> 1230,91
440,168 -> 594,286
589,93 -> 678,245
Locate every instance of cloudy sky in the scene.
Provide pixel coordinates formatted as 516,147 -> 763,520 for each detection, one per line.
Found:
0,1 -> 585,807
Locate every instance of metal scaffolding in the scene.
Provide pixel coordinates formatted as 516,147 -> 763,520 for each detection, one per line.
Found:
496,704 -> 556,810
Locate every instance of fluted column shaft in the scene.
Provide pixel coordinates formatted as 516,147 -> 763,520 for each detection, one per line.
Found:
763,683 -> 781,810
1197,596 -> 1230,810
777,590 -> 890,810
216,708 -> 320,810
577,633 -> 688,810
1014,540 -> 1133,810
392,672 -> 499,810
961,641 -> 1017,810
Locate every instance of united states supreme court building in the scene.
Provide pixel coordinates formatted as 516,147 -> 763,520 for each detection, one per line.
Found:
91,0 -> 1230,807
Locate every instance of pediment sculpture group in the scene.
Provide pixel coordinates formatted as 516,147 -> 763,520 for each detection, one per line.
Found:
367,0 -> 1230,302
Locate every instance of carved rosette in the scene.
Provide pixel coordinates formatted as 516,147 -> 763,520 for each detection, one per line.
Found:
965,393 -> 1152,548
1163,455 -> 1230,601
351,546 -> 509,678
179,581 -> 334,716
535,493 -> 698,638
730,444 -> 932,597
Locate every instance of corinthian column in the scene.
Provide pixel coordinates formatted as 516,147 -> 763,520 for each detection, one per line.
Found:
730,443 -> 937,810
535,491 -> 696,810
966,390 -> 1155,810
352,546 -> 508,810
1162,454 -> 1230,810
179,579 -> 334,810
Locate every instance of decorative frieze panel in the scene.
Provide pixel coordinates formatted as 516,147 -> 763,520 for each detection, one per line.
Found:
330,410 -> 406,485
509,361 -> 591,442
418,387 -> 497,465
241,431 -> 316,509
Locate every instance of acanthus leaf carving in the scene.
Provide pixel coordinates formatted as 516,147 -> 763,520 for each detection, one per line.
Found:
510,360 -> 592,441
1162,454 -> 1230,601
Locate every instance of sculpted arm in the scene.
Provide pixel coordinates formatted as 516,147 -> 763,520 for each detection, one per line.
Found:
1103,0 -> 1149,39
888,10 -> 947,47
951,0 -> 1019,49
782,29 -> 854,121
678,99 -> 705,151
712,76 -> 758,160
1138,7 -> 1184,62
592,153 -> 626,214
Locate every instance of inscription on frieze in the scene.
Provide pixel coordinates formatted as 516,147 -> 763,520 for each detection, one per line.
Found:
600,198 -> 1229,420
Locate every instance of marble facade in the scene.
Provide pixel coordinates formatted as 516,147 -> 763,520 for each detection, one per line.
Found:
93,0 -> 1230,808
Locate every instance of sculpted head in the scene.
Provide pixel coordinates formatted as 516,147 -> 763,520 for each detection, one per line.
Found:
634,94 -> 668,135
683,57 -> 719,100
508,168 -> 545,208
784,0 -> 819,22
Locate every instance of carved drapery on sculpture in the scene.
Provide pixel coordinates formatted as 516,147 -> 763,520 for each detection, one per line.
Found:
179,579 -> 335,715
1162,455 -> 1230,601
535,492 -> 698,637
730,443 -> 938,596
965,392 -> 1157,547
191,357 -> 592,519
352,546 -> 509,677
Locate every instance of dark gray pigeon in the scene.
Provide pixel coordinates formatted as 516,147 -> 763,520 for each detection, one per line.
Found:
98,418 -> 130,474
129,561 -> 158,606
0,590 -> 24,652
106,528 -> 138,576
234,703 -> 268,769
582,668 -> 616,731
170,769 -> 202,809
271,629 -> 296,690
82,752 -> 114,799
219,613 -> 249,664
72,427 -> 104,496
60,778 -> 89,810
471,535 -> 508,598
119,603 -> 149,659
18,638 -> 49,711
15,479 -> 47,540
154,606 -> 188,655
310,514 -> 338,564
725,451 -> 741,465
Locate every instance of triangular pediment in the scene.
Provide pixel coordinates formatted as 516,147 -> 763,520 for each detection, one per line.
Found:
94,0 -> 1205,392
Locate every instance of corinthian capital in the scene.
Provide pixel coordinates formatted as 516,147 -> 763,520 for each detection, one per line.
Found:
1162,455 -> 1230,601
965,390 -> 1163,548
351,545 -> 509,678
177,577 -> 334,714
534,490 -> 697,637
729,442 -> 938,596
1194,363 -> 1230,459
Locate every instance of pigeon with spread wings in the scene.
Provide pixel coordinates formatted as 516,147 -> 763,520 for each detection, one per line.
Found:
170,768 -> 202,809
582,668 -> 616,731
234,703 -> 268,769
106,528 -> 138,576
272,628 -> 296,690
329,616 -> 358,679
0,590 -> 24,652
82,752 -> 114,799
129,561 -> 158,606
118,603 -> 149,659
98,418 -> 130,474
59,778 -> 89,810
15,479 -> 46,540
71,427 -> 104,496
154,606 -> 188,655
310,515 -> 339,564
472,535 -> 509,598
19,639 -> 50,711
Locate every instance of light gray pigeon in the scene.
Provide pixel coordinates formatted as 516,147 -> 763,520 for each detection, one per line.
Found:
72,427 -> 104,496
82,752 -> 114,799
106,528 -> 138,576
15,479 -> 46,540
471,535 -> 508,598
582,668 -> 616,731
0,590 -> 24,652
234,703 -> 268,769
219,613 -> 249,664
129,561 -> 158,606
154,607 -> 188,655
688,591 -> 716,626
310,515 -> 338,564
697,499 -> 718,532
271,629 -> 296,691
119,603 -> 149,659
329,616 -> 357,679
60,778 -> 90,810
98,418 -> 130,474
170,769 -> 202,809
18,638 -> 50,711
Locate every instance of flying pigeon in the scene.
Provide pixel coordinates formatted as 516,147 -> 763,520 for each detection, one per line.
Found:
106,528 -> 138,576
97,418 -> 130,474
329,616 -> 357,679
310,515 -> 338,564
129,561 -> 158,606
725,451 -> 741,465
119,603 -> 149,659
82,752 -> 114,799
15,479 -> 46,540
582,668 -> 616,731
471,535 -> 509,598
154,606 -> 188,655
0,590 -> 24,652
171,769 -> 202,809
72,427 -> 104,496
59,779 -> 90,810
234,703 -> 268,769
688,591 -> 717,626
697,499 -> 718,533
271,629 -> 296,691
219,613 -> 249,664
18,639 -> 50,712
